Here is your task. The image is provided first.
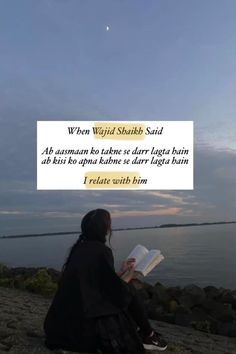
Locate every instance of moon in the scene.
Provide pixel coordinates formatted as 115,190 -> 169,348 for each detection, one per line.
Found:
106,26 -> 110,31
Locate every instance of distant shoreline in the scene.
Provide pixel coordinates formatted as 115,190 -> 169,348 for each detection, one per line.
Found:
0,220 -> 235,239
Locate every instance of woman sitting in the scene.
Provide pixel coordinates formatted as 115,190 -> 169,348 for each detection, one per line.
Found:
44,209 -> 167,353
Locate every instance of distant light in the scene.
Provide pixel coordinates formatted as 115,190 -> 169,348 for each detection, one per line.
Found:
106,26 -> 110,31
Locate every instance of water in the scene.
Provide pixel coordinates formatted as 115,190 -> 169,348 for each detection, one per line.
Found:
0,224 -> 235,289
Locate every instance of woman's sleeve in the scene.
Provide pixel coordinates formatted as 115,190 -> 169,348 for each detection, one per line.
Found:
101,246 -> 132,309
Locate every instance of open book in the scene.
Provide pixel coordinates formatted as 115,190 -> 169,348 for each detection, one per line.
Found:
127,244 -> 164,277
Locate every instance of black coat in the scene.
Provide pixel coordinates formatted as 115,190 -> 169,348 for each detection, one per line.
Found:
44,240 -> 135,352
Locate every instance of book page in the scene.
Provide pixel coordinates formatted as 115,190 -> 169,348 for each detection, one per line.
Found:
127,244 -> 148,266
141,254 -> 165,277
135,249 -> 163,276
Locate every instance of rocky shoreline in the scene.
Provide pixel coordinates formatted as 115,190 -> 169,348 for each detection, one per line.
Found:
0,265 -> 236,353
1,287 -> 236,354
132,279 -> 236,338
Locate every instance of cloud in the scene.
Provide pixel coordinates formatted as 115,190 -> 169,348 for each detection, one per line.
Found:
111,207 -> 182,218
0,210 -> 26,215
144,191 -> 198,206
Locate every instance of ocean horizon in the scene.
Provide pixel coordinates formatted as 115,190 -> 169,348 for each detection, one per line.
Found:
0,223 -> 235,290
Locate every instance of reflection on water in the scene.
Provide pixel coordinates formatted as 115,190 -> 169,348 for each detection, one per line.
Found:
0,224 -> 235,289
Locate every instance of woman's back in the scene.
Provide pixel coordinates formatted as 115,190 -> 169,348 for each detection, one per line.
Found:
44,240 -> 131,351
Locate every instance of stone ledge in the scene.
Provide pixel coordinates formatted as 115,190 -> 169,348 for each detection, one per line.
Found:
0,286 -> 236,354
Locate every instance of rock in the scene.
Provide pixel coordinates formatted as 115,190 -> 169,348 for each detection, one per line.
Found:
147,293 -> 165,314
217,321 -> 236,337
46,268 -> 60,283
154,281 -> 163,287
232,291 -> 236,309
168,300 -> 178,313
175,306 -> 192,326
136,288 -> 150,301
191,307 -> 209,322
147,298 -> 175,324
147,308 -> 163,321
0,341 -> 9,351
148,284 -> 184,318
204,286 -> 220,300
1,333 -> 27,347
152,283 -> 171,306
8,340 -> 83,354
219,289 -> 236,306
147,301 -> 165,319
0,326 -> 13,339
0,263 -> 10,277
7,268 -> 39,279
191,307 -> 218,334
201,299 -> 234,322
7,321 -> 18,330
191,320 -> 212,333
145,285 -> 157,298
183,285 -> 206,306
0,277 -> 14,287
154,313 -> 175,324
166,286 -> 182,301
178,294 -> 195,309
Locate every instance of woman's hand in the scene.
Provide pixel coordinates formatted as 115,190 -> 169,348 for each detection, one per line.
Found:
121,264 -> 139,283
117,258 -> 136,277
